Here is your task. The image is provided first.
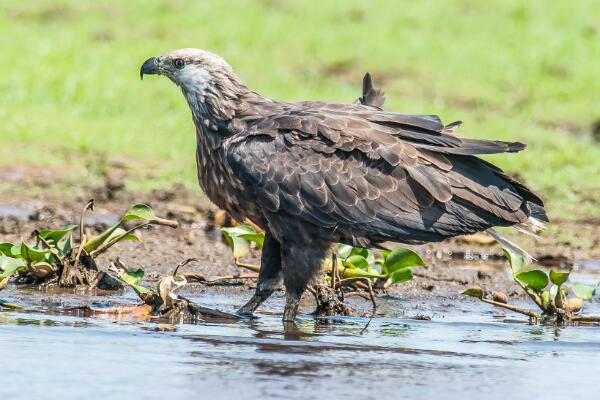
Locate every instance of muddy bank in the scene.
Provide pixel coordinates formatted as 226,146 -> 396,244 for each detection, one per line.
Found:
1,184 -> 599,313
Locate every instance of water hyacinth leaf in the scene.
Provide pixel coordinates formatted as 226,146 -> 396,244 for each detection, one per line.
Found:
116,268 -> 150,296
0,256 -> 26,277
59,236 -> 73,257
549,269 -> 570,286
11,245 -> 21,257
462,287 -> 484,299
0,256 -> 26,289
572,283 -> 596,300
389,267 -> 413,284
384,248 -> 425,273
0,243 -> 15,256
238,232 -> 264,249
104,228 -> 140,245
84,222 -> 121,252
344,255 -> 369,270
541,291 -> 552,311
222,226 -> 264,248
20,242 -> 48,265
229,236 -> 251,260
337,244 -> 353,259
119,268 -> 145,285
122,204 -> 156,221
503,248 -> 524,275
550,285 -> 558,298
350,247 -> 369,258
549,285 -> 568,301
515,270 -> 549,291
39,224 -> 77,244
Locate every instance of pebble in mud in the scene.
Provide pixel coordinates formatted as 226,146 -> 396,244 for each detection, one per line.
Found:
492,291 -> 509,304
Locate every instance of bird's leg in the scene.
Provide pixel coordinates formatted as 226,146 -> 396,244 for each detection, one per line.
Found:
237,233 -> 282,316
281,241 -> 330,322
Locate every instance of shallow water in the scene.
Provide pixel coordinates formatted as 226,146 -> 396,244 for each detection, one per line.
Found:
2,289 -> 600,400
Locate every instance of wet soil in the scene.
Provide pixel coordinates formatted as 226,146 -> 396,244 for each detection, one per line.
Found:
1,183 -> 599,304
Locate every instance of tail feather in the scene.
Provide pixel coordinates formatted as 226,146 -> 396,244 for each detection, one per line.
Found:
354,73 -> 385,109
486,228 -> 534,264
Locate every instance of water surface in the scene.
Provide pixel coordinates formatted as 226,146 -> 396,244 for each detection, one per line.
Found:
2,289 -> 600,400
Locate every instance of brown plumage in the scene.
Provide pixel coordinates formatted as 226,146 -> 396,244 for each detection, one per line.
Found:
141,48 -> 547,321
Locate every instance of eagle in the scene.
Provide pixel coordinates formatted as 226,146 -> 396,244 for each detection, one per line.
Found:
140,48 -> 547,321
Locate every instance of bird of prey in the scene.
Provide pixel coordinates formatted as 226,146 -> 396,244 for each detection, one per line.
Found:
140,48 -> 547,321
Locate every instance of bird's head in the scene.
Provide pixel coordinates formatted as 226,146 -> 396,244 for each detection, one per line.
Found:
140,48 -> 240,96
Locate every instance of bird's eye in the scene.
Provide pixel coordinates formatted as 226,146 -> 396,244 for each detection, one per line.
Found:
173,58 -> 185,69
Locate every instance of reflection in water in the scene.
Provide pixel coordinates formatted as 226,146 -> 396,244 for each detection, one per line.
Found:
2,293 -> 600,400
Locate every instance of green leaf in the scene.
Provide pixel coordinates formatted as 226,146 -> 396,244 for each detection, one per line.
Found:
549,269 -> 570,286
0,243 -> 16,256
119,268 -> 144,285
104,228 -> 140,245
20,242 -> 48,265
237,233 -> 264,249
350,247 -> 369,258
0,256 -> 26,278
462,287 -> 484,299
572,283 -> 596,300
116,268 -> 150,296
549,285 -> 568,303
39,224 -> 77,244
541,291 -> 552,311
59,236 -> 73,257
336,244 -> 353,259
122,204 -> 156,221
0,256 -> 26,289
222,226 -> 264,248
389,267 -> 413,284
384,248 -> 425,274
344,255 -> 369,270
515,270 -> 549,291
503,248 -> 525,275
83,222 -> 121,252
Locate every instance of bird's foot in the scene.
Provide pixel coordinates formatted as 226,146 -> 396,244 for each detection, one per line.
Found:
237,295 -> 263,317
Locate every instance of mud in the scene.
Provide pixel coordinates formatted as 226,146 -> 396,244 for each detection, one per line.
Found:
1,184 -> 599,304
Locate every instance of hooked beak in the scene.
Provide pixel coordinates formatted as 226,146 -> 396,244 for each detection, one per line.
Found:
140,57 -> 159,80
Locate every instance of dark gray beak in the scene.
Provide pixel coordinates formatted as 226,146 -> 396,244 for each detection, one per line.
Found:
140,57 -> 158,80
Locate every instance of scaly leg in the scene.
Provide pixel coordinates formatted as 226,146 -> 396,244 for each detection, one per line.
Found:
281,241 -> 329,322
237,232 -> 282,316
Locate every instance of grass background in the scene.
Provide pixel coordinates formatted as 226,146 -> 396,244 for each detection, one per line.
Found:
0,0 -> 599,220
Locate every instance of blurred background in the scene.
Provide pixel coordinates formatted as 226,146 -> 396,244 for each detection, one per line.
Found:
0,0 -> 598,223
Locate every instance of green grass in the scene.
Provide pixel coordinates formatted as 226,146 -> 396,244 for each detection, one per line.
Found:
0,0 -> 599,219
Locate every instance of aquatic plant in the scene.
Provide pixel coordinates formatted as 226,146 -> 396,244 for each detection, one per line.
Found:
109,258 -> 238,320
221,224 -> 425,316
221,224 -> 425,288
463,248 -> 600,324
0,200 -> 177,290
